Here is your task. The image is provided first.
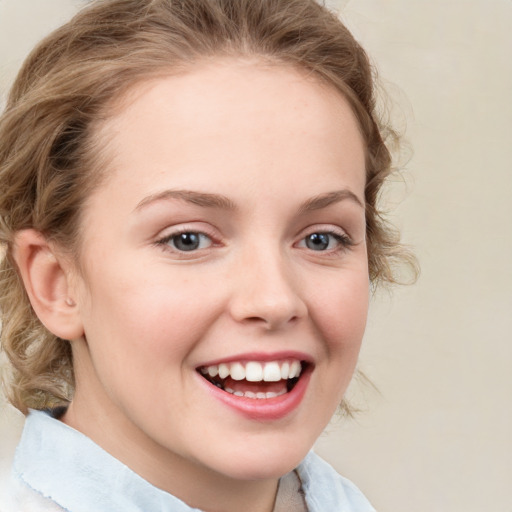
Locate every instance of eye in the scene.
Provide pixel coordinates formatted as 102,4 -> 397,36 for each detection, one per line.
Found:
161,231 -> 212,252
299,231 -> 352,252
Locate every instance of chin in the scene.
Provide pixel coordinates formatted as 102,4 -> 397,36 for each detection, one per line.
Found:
208,435 -> 313,481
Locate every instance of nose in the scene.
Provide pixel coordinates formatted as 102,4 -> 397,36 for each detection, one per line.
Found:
228,247 -> 307,330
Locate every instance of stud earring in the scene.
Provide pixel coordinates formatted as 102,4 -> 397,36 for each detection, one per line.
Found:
65,297 -> 75,307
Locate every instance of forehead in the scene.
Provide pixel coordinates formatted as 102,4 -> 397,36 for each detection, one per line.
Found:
90,58 -> 366,207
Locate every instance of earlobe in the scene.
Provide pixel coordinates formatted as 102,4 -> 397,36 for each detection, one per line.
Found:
13,229 -> 84,341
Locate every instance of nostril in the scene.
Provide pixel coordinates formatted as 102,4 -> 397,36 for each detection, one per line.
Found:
228,269 -> 307,328
243,312 -> 301,330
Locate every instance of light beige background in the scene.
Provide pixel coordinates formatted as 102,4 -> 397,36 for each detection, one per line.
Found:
1,1 -> 511,511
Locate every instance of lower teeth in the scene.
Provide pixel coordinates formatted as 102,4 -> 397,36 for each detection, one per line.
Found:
205,372 -> 302,398
224,387 -> 287,399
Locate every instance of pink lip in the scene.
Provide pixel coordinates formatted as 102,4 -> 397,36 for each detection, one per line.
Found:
195,357 -> 313,421
196,350 -> 313,368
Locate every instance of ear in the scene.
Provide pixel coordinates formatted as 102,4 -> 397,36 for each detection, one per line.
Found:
12,229 -> 84,341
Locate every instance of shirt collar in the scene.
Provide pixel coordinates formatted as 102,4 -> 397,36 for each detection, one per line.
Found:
13,409 -> 201,512
13,409 -> 374,512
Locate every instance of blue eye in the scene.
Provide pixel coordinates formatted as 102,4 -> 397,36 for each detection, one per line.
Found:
302,232 -> 350,251
305,233 -> 330,250
166,232 -> 212,252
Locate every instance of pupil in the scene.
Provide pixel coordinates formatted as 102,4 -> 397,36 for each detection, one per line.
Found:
174,233 -> 200,251
306,233 -> 329,251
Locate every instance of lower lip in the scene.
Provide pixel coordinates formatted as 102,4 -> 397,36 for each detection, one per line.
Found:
197,367 -> 312,421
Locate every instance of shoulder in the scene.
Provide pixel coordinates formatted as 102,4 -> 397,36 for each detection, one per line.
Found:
0,468 -> 65,512
0,409 -> 64,512
297,452 -> 376,512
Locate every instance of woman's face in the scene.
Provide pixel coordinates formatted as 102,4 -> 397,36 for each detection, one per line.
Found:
67,59 -> 369,489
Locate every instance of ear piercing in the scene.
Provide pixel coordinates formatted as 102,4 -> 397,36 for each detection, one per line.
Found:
65,298 -> 76,307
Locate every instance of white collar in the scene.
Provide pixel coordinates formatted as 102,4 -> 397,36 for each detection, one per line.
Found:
12,409 -> 375,512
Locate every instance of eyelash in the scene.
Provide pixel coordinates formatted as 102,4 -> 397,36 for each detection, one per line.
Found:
297,230 -> 354,253
155,229 -> 216,254
154,227 -> 353,255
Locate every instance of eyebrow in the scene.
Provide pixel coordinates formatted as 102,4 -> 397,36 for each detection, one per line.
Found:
134,189 -> 237,212
134,188 -> 363,214
298,189 -> 364,213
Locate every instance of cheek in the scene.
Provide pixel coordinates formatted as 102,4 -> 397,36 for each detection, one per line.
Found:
312,270 -> 369,351
303,271 -> 369,429
78,267 -> 223,366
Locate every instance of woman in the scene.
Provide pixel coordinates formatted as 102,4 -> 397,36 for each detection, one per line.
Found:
0,0 -> 414,510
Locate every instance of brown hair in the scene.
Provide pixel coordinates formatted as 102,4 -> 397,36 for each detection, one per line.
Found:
0,0 -> 417,413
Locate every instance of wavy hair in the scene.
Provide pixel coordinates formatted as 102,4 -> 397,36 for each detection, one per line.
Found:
0,0 -> 417,413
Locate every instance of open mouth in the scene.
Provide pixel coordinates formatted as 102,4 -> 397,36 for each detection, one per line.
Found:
197,359 -> 307,399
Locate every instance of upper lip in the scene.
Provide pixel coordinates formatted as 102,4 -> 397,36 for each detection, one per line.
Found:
195,351 -> 314,369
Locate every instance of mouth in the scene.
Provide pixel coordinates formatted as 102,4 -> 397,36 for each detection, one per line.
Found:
197,359 -> 308,400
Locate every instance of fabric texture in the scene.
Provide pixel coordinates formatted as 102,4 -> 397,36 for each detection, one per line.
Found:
273,470 -> 307,512
0,410 -> 376,512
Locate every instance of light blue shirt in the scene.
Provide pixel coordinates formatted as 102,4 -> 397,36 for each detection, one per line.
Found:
3,410 -> 376,511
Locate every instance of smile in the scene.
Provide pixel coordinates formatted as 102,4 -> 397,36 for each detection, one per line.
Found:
198,359 -> 306,400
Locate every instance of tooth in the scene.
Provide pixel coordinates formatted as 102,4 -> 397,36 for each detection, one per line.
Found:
280,362 -> 290,379
200,367 -> 208,374
234,391 -> 244,397
263,362 -> 281,382
218,363 -> 229,379
266,392 -> 278,398
245,362 -> 263,382
289,361 -> 301,378
245,391 -> 257,399
256,392 -> 266,399
230,362 -> 245,381
225,387 -> 235,394
207,366 -> 218,377
277,389 -> 287,397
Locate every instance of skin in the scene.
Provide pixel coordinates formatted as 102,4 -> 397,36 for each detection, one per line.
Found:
52,59 -> 369,512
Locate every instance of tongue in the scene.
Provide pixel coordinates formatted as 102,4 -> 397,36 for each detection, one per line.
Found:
224,377 -> 288,395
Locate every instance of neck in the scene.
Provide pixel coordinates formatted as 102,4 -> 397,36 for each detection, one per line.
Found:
63,351 -> 279,512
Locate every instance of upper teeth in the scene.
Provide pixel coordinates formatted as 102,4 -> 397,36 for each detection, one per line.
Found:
201,360 -> 302,382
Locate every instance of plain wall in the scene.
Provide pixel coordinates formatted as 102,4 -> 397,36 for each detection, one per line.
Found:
1,1 -> 511,511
